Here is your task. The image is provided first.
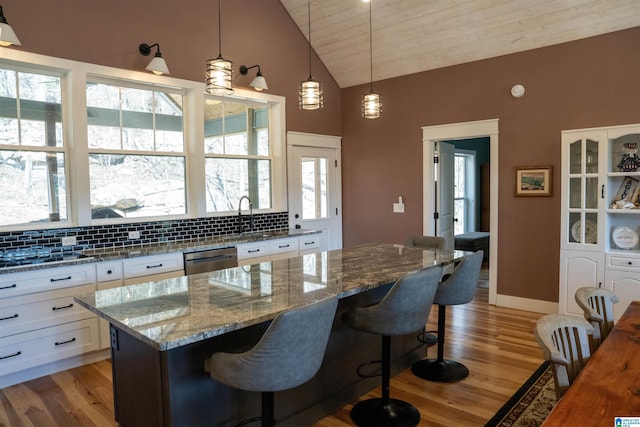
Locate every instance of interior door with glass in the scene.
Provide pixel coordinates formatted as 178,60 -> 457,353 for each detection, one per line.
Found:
436,141 -> 455,250
288,145 -> 342,251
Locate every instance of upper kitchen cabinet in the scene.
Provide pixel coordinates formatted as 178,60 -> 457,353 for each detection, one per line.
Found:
560,124 -> 640,319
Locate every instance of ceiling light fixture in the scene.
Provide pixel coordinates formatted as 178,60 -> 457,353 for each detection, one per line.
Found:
239,64 -> 268,91
0,5 -> 20,47
299,0 -> 323,110
138,43 -> 170,75
362,0 -> 381,119
205,0 -> 233,95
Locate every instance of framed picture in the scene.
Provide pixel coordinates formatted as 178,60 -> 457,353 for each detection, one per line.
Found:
514,166 -> 553,197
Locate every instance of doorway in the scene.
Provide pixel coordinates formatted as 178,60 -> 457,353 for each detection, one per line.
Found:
422,119 -> 499,304
287,131 -> 343,251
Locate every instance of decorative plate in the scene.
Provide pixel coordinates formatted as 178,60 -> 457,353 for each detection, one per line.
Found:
571,219 -> 597,244
612,225 -> 639,249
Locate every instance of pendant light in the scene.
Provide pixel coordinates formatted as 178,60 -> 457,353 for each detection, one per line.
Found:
362,0 -> 381,119
205,0 -> 233,95
299,0 -> 323,110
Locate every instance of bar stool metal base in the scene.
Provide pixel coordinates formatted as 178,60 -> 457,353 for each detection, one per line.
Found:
350,397 -> 420,427
411,358 -> 469,383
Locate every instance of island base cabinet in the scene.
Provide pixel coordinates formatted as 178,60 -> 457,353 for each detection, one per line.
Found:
109,285 -> 423,427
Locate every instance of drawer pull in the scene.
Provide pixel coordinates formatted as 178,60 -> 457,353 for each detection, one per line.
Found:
52,303 -> 74,311
146,263 -> 163,269
50,276 -> 72,282
278,244 -> 290,249
248,249 -> 261,253
304,241 -> 315,246
0,351 -> 22,360
0,284 -> 17,290
55,337 -> 76,346
0,313 -> 18,321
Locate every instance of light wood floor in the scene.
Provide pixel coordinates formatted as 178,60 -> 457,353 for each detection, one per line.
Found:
0,287 -> 546,427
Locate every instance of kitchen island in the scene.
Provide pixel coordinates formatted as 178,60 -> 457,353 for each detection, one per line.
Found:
75,243 -> 463,427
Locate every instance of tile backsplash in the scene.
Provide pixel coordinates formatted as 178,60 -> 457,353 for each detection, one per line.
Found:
0,212 -> 288,259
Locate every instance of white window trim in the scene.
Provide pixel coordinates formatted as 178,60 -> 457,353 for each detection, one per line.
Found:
0,48 -> 287,230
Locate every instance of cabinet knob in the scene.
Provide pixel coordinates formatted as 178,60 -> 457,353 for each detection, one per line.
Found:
629,261 -> 633,266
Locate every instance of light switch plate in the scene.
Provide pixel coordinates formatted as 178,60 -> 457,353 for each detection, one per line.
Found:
128,231 -> 141,239
61,236 -> 77,246
393,203 -> 405,213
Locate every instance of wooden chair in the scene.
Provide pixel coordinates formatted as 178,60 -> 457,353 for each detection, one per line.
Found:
574,287 -> 619,350
534,314 -> 594,399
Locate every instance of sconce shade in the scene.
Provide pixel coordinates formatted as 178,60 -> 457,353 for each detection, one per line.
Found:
0,6 -> 20,47
299,78 -> 323,110
139,43 -> 170,75
362,92 -> 382,119
239,64 -> 268,91
205,55 -> 234,95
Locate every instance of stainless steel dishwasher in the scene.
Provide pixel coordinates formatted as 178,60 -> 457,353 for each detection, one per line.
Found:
183,246 -> 238,275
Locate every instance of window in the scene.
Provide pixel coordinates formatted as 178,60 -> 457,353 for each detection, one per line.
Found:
0,67 -> 68,227
454,152 -> 476,235
204,98 -> 272,213
86,80 -> 186,219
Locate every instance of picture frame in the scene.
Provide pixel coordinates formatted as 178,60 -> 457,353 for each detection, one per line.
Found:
514,166 -> 553,197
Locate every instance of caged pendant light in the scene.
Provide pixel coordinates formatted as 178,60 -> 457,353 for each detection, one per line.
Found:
205,0 -> 233,95
362,0 -> 382,119
299,0 -> 323,110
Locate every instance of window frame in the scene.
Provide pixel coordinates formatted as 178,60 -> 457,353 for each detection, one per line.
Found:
0,48 -> 287,231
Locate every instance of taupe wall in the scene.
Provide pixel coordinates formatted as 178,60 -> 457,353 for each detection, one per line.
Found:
5,0 -> 639,303
2,0 -> 341,136
341,27 -> 640,303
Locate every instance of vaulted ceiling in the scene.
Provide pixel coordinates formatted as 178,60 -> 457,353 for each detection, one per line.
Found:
280,0 -> 640,88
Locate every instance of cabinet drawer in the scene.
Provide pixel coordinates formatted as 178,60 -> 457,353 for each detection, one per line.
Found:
269,238 -> 299,255
607,255 -> 640,271
96,261 -> 124,282
122,253 -> 184,279
299,235 -> 321,252
0,264 -> 97,299
0,318 -> 99,376
237,242 -> 270,259
0,284 -> 96,338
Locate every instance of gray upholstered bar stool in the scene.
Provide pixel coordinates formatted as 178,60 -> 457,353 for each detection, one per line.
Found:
342,266 -> 442,427
411,251 -> 483,383
204,296 -> 338,427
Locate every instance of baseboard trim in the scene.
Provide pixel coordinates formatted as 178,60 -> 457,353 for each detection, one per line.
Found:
495,294 -> 558,314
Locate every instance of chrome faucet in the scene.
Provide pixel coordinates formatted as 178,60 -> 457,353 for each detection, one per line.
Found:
237,196 -> 254,234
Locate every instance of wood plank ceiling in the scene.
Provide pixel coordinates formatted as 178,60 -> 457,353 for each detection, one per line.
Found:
279,0 -> 640,88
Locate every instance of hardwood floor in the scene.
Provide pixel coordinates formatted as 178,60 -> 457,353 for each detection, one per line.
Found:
0,287 -> 546,427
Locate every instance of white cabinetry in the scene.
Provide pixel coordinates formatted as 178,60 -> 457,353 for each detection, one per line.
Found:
0,264 -> 100,385
237,235 -> 321,266
560,124 -> 640,319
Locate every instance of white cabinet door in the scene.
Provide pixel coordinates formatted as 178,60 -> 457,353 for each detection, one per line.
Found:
122,253 -> 184,280
559,249 -> 605,316
605,269 -> 640,320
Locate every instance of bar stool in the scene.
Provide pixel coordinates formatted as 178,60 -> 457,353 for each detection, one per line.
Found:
204,296 -> 338,427
411,251 -> 483,383
342,266 -> 442,427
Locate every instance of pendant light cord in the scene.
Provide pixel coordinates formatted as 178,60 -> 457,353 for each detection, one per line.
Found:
307,0 -> 312,79
369,0 -> 373,93
218,0 -> 222,55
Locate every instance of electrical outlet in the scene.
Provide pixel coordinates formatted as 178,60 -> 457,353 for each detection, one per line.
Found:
61,236 -> 77,246
128,231 -> 141,239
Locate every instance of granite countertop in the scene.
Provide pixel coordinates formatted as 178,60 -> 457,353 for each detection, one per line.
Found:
0,229 -> 320,274
74,243 -> 463,351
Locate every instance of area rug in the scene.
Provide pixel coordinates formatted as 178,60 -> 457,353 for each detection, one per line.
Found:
484,361 -> 557,426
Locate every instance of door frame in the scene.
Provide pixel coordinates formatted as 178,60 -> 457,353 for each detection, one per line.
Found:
422,119 -> 499,305
287,131 -> 343,250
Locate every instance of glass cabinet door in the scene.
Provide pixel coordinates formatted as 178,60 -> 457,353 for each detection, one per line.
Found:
566,136 -> 602,247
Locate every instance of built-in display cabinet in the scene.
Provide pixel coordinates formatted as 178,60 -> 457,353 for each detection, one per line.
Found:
560,124 -> 640,319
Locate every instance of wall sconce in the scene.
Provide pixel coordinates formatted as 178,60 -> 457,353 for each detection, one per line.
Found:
139,43 -> 170,75
239,64 -> 268,91
0,5 -> 21,47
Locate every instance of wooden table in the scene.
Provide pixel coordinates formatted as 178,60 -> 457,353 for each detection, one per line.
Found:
542,300 -> 640,426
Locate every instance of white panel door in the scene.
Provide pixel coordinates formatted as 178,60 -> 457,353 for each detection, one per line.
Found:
437,141 -> 455,250
287,133 -> 342,251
